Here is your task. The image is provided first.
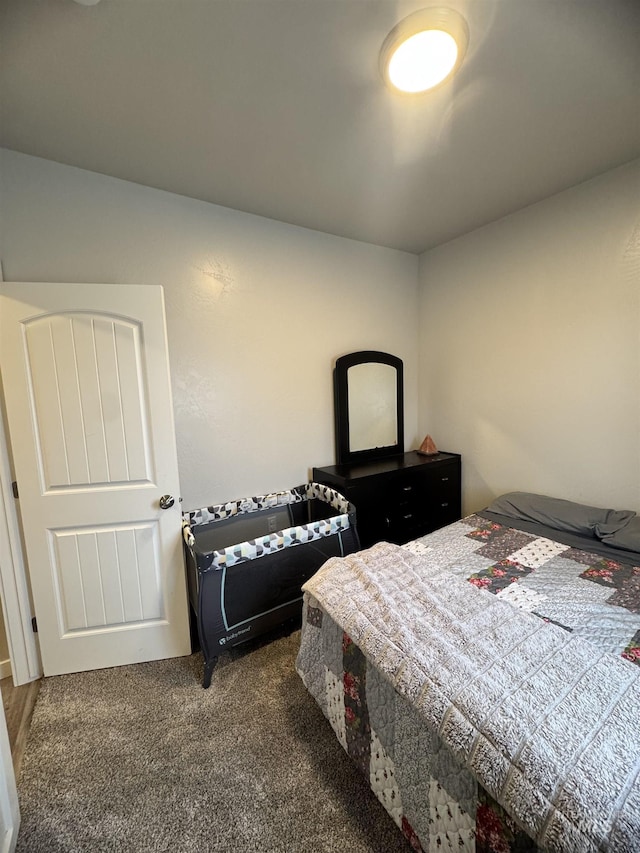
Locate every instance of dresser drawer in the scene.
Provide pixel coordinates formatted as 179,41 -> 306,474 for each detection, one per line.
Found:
392,462 -> 460,538
385,498 -> 458,541
385,505 -> 424,543
389,476 -> 423,505
429,466 -> 458,498
424,464 -> 460,510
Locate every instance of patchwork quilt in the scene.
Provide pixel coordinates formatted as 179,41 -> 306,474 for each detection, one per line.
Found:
296,515 -> 640,852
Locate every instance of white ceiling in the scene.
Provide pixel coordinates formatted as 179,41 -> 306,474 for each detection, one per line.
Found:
1,0 -> 639,254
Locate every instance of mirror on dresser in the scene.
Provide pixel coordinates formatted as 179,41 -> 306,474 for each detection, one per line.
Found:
333,350 -> 404,465
314,349 -> 461,548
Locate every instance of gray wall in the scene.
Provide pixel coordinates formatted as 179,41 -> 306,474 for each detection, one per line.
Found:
2,148 -> 637,518
418,159 -> 640,514
0,149 -> 419,510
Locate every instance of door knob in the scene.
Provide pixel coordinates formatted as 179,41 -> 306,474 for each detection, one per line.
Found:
159,494 -> 175,510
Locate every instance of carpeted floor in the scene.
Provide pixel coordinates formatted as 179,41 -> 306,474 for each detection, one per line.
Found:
16,629 -> 413,852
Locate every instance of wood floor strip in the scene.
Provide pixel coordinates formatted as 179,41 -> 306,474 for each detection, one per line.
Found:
1,675 -> 41,780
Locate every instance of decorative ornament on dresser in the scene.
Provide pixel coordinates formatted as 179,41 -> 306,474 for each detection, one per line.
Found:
417,434 -> 438,456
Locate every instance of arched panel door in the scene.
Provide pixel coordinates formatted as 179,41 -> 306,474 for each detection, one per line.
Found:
0,283 -> 190,676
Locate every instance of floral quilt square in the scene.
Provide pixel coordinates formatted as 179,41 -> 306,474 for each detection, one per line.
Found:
306,602 -> 323,627
606,568 -> 640,614
564,547 -> 608,567
475,530 -> 537,562
343,633 -> 371,778
622,629 -> 640,667
468,559 -> 533,594
579,558 -> 635,590
464,518 -> 505,540
460,513 -> 494,529
476,787 -> 539,852
464,517 -> 537,563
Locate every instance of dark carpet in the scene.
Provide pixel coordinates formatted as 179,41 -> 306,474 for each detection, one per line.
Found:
16,629 -> 413,852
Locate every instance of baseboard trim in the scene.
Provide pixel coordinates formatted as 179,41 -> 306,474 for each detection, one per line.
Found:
0,660 -> 12,680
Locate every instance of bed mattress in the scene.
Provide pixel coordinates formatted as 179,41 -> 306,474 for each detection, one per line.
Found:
296,510 -> 640,852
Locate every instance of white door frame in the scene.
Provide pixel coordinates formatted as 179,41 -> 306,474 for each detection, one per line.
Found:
0,262 -> 41,686
0,407 -> 41,687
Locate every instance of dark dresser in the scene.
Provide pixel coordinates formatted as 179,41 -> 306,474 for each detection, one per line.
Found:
313,451 -> 461,548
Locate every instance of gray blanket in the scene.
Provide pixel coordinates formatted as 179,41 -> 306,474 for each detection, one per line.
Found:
300,538 -> 640,852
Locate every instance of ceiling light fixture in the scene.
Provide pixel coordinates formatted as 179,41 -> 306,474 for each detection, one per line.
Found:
379,7 -> 469,94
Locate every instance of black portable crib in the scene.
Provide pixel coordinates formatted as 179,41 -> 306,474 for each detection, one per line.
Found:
182,482 -> 359,687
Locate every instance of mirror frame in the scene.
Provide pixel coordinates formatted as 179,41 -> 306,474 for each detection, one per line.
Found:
334,350 -> 404,465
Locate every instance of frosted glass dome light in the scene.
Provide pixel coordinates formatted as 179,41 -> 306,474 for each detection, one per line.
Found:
380,8 -> 469,94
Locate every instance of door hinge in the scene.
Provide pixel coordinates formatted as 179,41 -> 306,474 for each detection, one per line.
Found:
11,481 -> 18,499
31,617 -> 37,633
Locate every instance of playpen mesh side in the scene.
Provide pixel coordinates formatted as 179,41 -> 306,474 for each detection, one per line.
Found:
182,483 -> 354,570
185,482 -> 349,526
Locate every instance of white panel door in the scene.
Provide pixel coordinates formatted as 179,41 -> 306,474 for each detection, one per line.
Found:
0,283 -> 190,676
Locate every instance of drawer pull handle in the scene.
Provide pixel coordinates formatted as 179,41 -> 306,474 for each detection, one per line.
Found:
441,502 -> 449,508
403,486 -> 413,492
403,513 -> 413,520
441,477 -> 449,482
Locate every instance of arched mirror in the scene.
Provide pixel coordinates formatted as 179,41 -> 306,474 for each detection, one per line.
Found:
334,351 -> 404,465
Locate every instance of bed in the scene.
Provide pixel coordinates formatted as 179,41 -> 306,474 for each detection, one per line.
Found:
296,492 -> 640,852
183,481 -> 359,687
